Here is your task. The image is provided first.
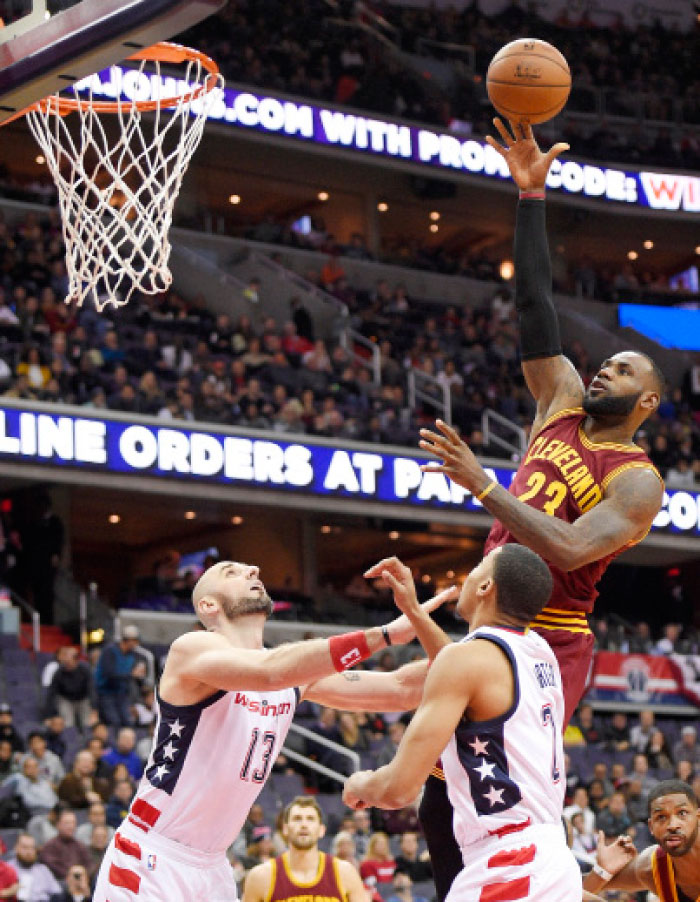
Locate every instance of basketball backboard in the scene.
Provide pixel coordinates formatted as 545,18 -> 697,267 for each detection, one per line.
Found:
0,0 -> 226,125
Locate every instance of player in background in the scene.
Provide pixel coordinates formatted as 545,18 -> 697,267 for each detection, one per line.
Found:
243,795 -> 367,902
416,118 -> 665,901
94,560 -> 456,902
344,544 -> 582,902
582,780 -> 700,901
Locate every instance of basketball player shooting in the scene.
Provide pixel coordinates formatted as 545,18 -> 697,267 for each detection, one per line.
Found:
243,795 -> 366,902
344,544 -> 584,902
93,561 -> 456,902
416,117 -> 666,902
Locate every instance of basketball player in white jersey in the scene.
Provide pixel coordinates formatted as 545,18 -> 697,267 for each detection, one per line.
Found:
343,544 -> 582,902
93,560 -> 455,902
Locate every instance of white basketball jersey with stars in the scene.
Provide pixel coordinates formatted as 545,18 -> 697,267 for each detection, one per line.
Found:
126,685 -> 298,854
441,625 -> 566,850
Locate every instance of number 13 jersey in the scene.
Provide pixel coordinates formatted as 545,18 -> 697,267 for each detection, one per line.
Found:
128,685 -> 298,853
442,626 -> 565,850
484,407 -> 661,614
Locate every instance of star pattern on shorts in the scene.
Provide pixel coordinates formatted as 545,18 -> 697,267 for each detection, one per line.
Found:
469,736 -> 489,756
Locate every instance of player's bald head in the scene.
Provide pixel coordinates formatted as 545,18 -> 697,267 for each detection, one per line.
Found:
192,561 -> 229,606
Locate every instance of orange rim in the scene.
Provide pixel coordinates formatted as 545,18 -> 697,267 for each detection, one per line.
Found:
28,41 -> 220,117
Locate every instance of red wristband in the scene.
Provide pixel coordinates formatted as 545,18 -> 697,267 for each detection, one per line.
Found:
519,190 -> 546,200
329,631 -> 371,672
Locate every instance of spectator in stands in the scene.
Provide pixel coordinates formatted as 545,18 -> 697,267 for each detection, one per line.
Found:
50,863 -> 93,901
84,738 -> 112,782
0,738 -> 18,779
22,732 -> 64,787
102,728 -> 143,781
387,871 -> 429,902
105,778 -> 134,830
676,760 -> 695,784
655,623 -> 682,655
591,762 -> 615,797
43,716 -> 67,763
393,831 -> 432,883
85,824 -> 110,881
57,750 -> 111,809
595,791 -> 634,840
331,831 -> 359,870
604,712 -> 631,752
75,802 -> 114,846
39,809 -> 91,881
673,726 -> 700,768
625,778 -> 647,824
628,753 -> 656,795
360,832 -> 396,887
629,709 -> 656,753
0,858 -> 18,901
349,809 -> 372,861
337,712 -> 370,757
7,832 -> 61,902
93,627 -> 140,726
47,647 -> 93,729
645,728 -> 674,771
569,811 -> 596,862
564,786 -> 596,836
242,826 -> 275,871
3,756 -> 58,817
27,802 -> 60,848
376,721 -> 406,768
0,704 -> 25,753
575,704 -> 604,746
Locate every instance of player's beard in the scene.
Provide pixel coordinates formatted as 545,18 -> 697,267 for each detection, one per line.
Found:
663,823 -> 698,857
289,835 -> 318,851
220,593 -> 274,621
582,388 -> 642,419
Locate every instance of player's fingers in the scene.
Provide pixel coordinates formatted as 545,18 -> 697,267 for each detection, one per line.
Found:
418,434 -> 453,455
544,142 -> 570,167
419,464 -> 450,474
364,557 -> 400,577
435,419 -> 462,443
484,135 -> 506,157
381,570 -> 404,592
596,829 -> 605,851
493,117 -> 513,146
421,585 -> 459,612
524,121 -> 535,141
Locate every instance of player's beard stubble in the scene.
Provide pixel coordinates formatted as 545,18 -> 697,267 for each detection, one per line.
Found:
582,387 -> 642,419
221,593 -> 274,621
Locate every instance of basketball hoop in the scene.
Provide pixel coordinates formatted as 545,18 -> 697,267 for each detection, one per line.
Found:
20,42 -> 223,311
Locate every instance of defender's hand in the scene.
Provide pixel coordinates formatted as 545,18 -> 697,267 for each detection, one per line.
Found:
380,584 -> 458,646
485,118 -> 569,192
343,771 -> 375,810
594,831 -> 637,877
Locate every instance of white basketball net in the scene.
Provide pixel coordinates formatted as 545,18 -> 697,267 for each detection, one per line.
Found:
25,53 -> 223,311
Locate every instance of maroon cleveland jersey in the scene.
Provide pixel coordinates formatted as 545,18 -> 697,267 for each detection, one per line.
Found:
484,407 -> 662,620
269,852 -> 348,902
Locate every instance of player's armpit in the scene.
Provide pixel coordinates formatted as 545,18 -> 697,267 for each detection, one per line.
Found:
303,661 -> 429,711
523,355 -> 584,436
352,644 -> 484,808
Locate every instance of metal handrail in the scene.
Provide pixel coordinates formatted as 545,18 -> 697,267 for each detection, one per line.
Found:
7,587 -> 40,653
279,748 -> 348,787
248,249 -> 349,320
286,722 -> 360,774
415,37 -> 475,72
339,328 -> 381,385
482,409 -> 527,460
407,368 -> 452,425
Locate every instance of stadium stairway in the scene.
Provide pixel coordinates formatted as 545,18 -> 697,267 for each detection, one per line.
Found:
20,622 -> 73,653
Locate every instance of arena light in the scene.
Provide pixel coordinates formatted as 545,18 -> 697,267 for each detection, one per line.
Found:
184,510 -> 196,520
628,250 -> 638,260
429,223 -> 439,233
377,201 -> 388,212
231,515 -> 243,525
389,530 -> 400,540
317,190 -> 329,202
499,259 -> 515,280
228,194 -> 241,205
108,514 -> 120,524
446,569 -> 455,579
35,154 -> 45,165
696,246 -> 700,255
643,240 -> 654,249
429,211 -> 440,221
320,524 -> 332,534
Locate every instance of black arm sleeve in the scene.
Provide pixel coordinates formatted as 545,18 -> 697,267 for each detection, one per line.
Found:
513,199 -> 562,361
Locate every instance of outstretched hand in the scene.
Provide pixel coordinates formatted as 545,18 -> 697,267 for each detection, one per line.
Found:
485,118 -> 569,192
594,830 -> 637,878
379,578 -> 458,646
419,420 -> 487,495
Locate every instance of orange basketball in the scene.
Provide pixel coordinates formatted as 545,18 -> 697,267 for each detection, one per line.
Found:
486,38 -> 571,125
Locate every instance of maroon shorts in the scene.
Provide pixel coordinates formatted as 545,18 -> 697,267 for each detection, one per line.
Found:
530,626 -> 595,727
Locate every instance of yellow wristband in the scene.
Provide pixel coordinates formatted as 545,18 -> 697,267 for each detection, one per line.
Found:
476,480 -> 498,502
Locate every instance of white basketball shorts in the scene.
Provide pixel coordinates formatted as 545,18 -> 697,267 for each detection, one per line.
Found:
93,818 -> 239,902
